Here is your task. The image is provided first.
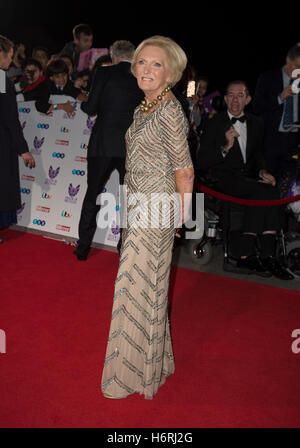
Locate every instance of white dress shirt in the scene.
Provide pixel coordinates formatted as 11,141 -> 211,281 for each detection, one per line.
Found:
0,69 -> 6,93
227,111 -> 247,163
278,66 -> 299,132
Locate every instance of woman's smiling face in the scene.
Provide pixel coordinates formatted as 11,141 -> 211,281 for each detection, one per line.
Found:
135,45 -> 171,99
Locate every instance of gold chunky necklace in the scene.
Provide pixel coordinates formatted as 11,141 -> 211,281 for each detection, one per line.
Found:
140,85 -> 172,113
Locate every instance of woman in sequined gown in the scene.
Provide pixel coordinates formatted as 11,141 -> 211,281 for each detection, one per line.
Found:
101,36 -> 194,400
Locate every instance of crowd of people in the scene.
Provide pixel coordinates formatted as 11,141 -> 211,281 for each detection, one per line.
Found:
1,25 -> 300,273
7,24 -> 113,117
1,25 -> 300,401
0,25 -> 299,269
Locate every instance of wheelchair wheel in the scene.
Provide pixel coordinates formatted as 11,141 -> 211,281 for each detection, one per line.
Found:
285,239 -> 300,279
185,238 -> 213,265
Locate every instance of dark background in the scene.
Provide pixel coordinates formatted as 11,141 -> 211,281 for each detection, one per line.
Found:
0,2 -> 299,95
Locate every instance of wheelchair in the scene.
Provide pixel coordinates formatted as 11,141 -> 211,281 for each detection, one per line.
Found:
183,159 -> 300,280
182,170 -> 246,270
276,140 -> 300,279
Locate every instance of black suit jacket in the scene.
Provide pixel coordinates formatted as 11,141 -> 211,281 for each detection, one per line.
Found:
199,111 -> 266,180
253,68 -> 286,152
81,61 -> 144,158
0,76 -> 29,210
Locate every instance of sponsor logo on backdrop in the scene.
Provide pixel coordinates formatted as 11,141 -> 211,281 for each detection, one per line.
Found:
61,210 -> 72,218
107,220 -> 121,242
37,123 -> 49,129
18,107 -> 30,113
45,166 -> 60,185
16,202 -> 26,220
60,126 -> 70,133
21,175 -> 35,181
65,183 -> 80,204
52,152 -> 65,159
74,156 -> 87,163
36,205 -> 50,213
55,139 -> 69,146
31,136 -> 45,155
83,116 -> 96,135
63,102 -> 77,119
56,224 -> 71,232
20,187 -> 31,194
41,192 -> 52,199
80,143 -> 88,150
33,218 -> 46,226
72,169 -> 85,176
20,121 -> 26,129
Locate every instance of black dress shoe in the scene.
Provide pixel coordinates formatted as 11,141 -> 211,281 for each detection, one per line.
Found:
260,256 -> 294,280
236,254 -> 273,277
73,247 -> 88,261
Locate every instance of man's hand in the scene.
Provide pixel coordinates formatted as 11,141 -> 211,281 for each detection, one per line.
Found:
281,85 -> 295,102
77,92 -> 88,102
21,152 -> 35,169
223,126 -> 240,152
259,169 -> 276,186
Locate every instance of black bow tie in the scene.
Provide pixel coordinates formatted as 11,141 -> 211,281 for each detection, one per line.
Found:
231,115 -> 246,124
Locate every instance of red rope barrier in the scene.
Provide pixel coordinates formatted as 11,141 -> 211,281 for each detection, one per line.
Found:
199,185 -> 300,207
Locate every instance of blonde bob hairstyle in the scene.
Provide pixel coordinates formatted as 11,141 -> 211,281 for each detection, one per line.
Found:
131,36 -> 187,87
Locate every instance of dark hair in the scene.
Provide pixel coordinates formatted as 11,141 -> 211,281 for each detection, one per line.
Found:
90,54 -> 111,76
287,44 -> 300,61
32,46 -> 49,57
22,57 -> 43,72
225,80 -> 250,96
198,75 -> 209,84
72,24 -> 93,40
95,54 -> 112,66
46,59 -> 69,78
72,69 -> 90,81
59,52 -> 73,64
0,34 -> 14,54
211,95 -> 226,112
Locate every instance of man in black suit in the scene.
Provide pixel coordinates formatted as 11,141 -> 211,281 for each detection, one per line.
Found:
0,35 -> 35,244
74,40 -> 143,260
199,80 -> 293,280
253,44 -> 300,177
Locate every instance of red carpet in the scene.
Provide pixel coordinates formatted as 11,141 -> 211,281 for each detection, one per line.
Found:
0,228 -> 300,428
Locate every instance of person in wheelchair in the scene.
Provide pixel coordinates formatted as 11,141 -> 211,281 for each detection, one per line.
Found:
199,80 -> 293,280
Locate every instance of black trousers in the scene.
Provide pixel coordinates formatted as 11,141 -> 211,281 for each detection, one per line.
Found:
218,175 -> 283,234
77,156 -> 125,254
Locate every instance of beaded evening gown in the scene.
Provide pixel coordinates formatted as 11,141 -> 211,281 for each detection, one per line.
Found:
101,99 -> 193,399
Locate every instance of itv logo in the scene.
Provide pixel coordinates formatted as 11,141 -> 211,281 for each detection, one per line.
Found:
60,126 -> 70,133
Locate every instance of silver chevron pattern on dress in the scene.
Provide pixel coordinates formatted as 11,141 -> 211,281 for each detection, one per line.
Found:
101,99 -> 193,399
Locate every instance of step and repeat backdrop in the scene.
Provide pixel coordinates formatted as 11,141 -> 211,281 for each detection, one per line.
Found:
17,97 -> 121,247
